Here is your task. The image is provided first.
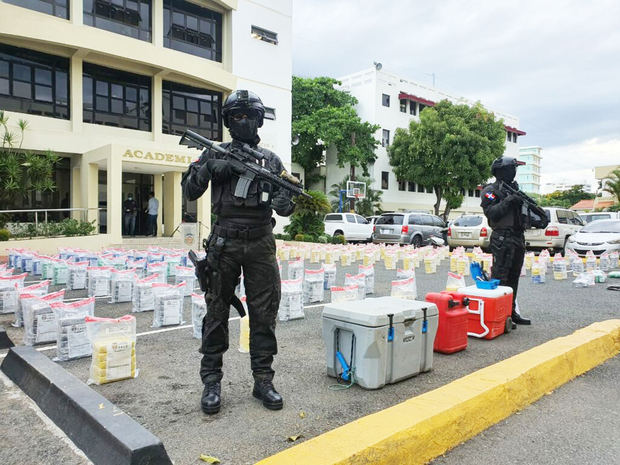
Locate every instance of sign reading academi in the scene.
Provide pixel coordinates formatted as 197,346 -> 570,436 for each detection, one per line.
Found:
122,149 -> 197,167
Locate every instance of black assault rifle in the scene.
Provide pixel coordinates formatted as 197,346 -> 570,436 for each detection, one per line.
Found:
499,180 -> 549,229
179,129 -> 311,200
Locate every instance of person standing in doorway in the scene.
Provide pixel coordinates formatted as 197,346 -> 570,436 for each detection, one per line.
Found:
146,191 -> 159,237
123,193 -> 138,236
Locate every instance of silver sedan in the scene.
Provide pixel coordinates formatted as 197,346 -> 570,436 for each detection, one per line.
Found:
565,219 -> 620,257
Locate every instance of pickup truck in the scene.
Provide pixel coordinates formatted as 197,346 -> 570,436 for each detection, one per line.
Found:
323,213 -> 373,242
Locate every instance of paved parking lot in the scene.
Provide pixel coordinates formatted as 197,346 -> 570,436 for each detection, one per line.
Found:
1,255 -> 619,464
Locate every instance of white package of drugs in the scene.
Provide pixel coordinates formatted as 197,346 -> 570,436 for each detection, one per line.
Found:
303,268 -> 325,304
132,274 -> 160,313
191,293 -> 207,339
146,262 -> 168,282
87,266 -> 113,297
23,294 -> 66,346
279,277 -> 304,321
52,297 -> 96,361
13,280 -> 51,326
344,273 -> 366,300
0,283 -> 18,315
323,263 -> 337,290
175,266 -> 196,296
358,264 -> 375,294
391,277 -> 417,300
330,284 -> 358,303
288,258 -> 304,281
15,288 -> 63,328
0,272 -> 27,290
109,269 -> 137,303
52,260 -> 69,285
86,315 -> 137,385
67,261 -> 89,290
165,254 -> 183,277
152,282 -> 185,327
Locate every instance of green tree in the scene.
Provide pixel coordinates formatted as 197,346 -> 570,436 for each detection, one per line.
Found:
283,190 -> 331,239
327,175 -> 383,217
0,111 -> 60,206
602,169 -> 620,204
538,185 -> 595,208
388,100 -> 505,219
292,77 -> 380,186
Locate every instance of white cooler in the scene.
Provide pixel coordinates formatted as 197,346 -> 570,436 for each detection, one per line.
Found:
322,296 -> 438,389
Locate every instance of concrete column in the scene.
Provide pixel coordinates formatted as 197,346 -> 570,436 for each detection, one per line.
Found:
163,171 -> 182,237
152,0 -> 164,48
79,162 -> 98,226
196,189 -> 212,243
70,53 -> 84,133
152,73 -> 163,142
106,153 -> 123,241
153,174 -> 163,237
70,0 -> 83,25
70,156 -> 82,220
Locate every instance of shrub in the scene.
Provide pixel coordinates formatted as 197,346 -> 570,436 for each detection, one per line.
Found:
294,233 -> 305,242
303,234 -> 314,242
0,229 -> 9,241
284,190 -> 331,239
317,235 -> 329,244
331,234 -> 346,245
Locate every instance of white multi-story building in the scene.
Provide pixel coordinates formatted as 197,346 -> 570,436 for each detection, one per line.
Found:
517,146 -> 542,195
309,66 -> 525,216
0,0 -> 291,251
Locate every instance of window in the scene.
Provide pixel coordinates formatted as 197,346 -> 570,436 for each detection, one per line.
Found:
381,171 -> 389,190
432,216 -> 445,227
382,129 -> 390,147
376,214 -> 403,225
382,93 -> 390,107
251,25 -> 278,45
324,214 -> 342,222
162,80 -> 221,139
163,0 -> 222,61
556,209 -> 569,224
408,181 -> 415,192
356,215 -> 369,224
83,63 -> 150,131
4,0 -> 68,19
397,179 -> 406,191
0,44 -> 69,119
421,215 -> 435,226
453,216 -> 483,227
419,103 -> 426,113
408,214 -> 423,225
506,131 -> 511,141
417,184 -> 425,193
474,189 -> 481,198
409,101 -> 416,115
264,106 -> 276,120
513,133 -> 518,143
83,0 -> 151,41
346,214 -> 356,223
426,186 -> 433,194
399,99 -> 406,113
468,189 -> 474,197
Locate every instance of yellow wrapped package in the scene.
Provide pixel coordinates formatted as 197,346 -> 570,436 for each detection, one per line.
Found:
384,253 -> 396,270
449,254 -> 458,272
310,249 -> 321,264
86,315 -> 137,385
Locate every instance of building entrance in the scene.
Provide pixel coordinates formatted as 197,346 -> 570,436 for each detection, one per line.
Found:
121,172 -> 154,236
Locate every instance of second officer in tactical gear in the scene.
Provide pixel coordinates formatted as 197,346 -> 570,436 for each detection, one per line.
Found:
481,156 -> 532,326
182,90 -> 295,415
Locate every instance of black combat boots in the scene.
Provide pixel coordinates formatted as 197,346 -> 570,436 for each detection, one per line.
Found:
252,379 -> 283,410
512,311 -> 531,325
201,381 -> 221,414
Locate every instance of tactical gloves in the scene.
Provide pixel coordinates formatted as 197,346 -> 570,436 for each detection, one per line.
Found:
199,159 -> 241,183
505,194 -> 523,207
271,189 -> 294,214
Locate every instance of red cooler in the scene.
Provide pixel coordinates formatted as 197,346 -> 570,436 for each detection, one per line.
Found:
457,285 -> 513,340
425,292 -> 468,354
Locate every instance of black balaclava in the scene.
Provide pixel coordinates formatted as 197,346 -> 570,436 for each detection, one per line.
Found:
495,165 -> 517,183
229,116 -> 259,144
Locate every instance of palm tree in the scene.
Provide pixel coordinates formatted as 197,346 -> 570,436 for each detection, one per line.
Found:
602,169 -> 620,204
328,175 -> 383,217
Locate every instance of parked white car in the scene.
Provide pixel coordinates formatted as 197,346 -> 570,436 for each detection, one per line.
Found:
580,212 -> 620,223
323,213 -> 373,242
565,219 -> 620,257
524,207 -> 584,253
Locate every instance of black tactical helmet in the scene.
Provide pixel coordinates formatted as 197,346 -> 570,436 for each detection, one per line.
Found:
222,90 -> 265,128
491,157 -> 525,175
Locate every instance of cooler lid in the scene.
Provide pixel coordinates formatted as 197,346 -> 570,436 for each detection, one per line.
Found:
322,297 -> 436,327
457,285 -> 513,298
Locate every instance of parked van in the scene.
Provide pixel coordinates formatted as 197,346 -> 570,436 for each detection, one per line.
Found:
323,213 -> 373,242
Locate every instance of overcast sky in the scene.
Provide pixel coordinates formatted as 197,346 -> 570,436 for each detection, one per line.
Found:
292,0 -> 620,190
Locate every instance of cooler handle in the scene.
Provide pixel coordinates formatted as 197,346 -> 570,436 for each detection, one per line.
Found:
466,297 -> 489,338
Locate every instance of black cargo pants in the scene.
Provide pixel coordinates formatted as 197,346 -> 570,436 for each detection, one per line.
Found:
200,233 -> 281,384
490,229 -> 525,313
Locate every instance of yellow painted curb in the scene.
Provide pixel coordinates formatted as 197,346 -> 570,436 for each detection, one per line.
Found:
256,319 -> 620,465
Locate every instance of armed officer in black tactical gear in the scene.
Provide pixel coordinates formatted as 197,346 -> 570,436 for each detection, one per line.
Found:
181,90 -> 295,415
481,157 -> 532,327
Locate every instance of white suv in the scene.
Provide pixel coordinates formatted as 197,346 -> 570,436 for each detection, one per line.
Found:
524,207 -> 584,253
323,213 -> 373,242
